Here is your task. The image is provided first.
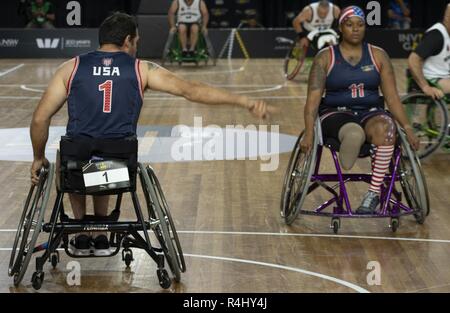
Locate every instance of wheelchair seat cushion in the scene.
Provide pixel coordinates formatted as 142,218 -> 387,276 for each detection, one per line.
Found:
59,136 -> 138,195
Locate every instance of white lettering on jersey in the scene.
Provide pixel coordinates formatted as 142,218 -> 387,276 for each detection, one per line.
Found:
93,66 -> 121,76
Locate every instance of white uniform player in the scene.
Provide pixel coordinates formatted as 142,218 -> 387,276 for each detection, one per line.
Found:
408,5 -> 450,100
292,0 -> 341,50
168,0 -> 209,56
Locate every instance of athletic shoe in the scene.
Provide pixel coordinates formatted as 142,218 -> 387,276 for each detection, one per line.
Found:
69,234 -> 91,256
356,191 -> 380,215
93,234 -> 110,256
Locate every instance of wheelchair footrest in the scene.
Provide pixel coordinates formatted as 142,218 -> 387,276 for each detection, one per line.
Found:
42,221 -> 150,233
65,245 -> 119,258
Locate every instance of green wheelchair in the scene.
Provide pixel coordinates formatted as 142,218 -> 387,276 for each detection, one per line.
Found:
162,29 -> 216,66
401,70 -> 450,159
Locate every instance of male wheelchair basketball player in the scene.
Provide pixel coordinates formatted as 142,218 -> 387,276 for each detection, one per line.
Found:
282,0 -> 340,80
163,0 -> 215,65
400,11 -> 450,159
9,12 -> 270,290
281,7 -> 429,233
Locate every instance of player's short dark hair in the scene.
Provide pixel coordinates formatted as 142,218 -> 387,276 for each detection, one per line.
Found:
98,12 -> 138,46
318,0 -> 330,8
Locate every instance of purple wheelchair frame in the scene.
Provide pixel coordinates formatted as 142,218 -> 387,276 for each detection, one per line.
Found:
299,144 -> 415,219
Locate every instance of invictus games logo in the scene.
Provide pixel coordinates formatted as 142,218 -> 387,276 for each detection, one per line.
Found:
398,33 -> 423,51
361,65 -> 375,72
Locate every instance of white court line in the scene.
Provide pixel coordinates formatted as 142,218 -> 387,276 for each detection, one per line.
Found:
20,85 -> 44,93
6,84 -> 289,97
0,64 -> 25,78
175,66 -> 245,75
0,96 -> 41,100
0,84 -> 288,88
235,85 -> 283,94
0,95 -> 304,101
185,253 -> 369,293
0,228 -> 450,244
177,230 -> 450,244
0,246 -> 368,292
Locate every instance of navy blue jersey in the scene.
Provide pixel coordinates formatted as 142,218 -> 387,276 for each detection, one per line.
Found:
66,51 -> 144,138
321,43 -> 382,111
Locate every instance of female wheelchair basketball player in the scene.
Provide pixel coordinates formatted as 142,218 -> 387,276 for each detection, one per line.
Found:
301,6 -> 420,214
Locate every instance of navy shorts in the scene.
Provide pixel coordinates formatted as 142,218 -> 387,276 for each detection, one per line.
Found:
319,107 -> 392,142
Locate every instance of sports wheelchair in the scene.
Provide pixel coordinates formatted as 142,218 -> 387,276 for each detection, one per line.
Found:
401,69 -> 450,159
9,136 -> 185,290
277,29 -> 339,81
281,119 -> 430,233
162,28 -> 216,66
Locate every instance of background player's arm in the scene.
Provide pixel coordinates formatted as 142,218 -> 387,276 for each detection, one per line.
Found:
407,53 -> 433,92
292,6 -> 312,33
302,49 -> 329,151
407,29 -> 445,99
30,59 -> 74,183
168,0 -> 178,31
331,5 -> 341,29
333,5 -> 341,19
375,48 -> 419,149
142,62 -> 269,118
408,52 -> 444,99
200,0 -> 209,32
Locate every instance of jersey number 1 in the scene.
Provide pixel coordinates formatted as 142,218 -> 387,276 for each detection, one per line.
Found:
99,80 -> 113,113
349,83 -> 365,98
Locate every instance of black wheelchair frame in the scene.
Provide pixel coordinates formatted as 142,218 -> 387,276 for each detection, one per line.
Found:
9,138 -> 185,290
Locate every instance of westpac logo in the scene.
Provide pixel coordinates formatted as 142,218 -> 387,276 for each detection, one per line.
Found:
36,38 -> 60,49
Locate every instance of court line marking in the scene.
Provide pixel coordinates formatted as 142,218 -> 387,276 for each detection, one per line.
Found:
0,95 -> 304,101
175,66 -> 245,75
20,85 -> 44,93
235,84 -> 283,94
184,253 -> 369,293
16,85 -> 284,95
0,83 -> 291,88
0,94 -> 408,101
0,229 -> 449,244
0,246 -> 368,292
0,64 -> 25,78
178,230 -> 450,244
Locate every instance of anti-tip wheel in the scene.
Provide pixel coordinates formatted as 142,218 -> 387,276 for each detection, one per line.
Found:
157,269 -> 171,289
31,271 -> 44,290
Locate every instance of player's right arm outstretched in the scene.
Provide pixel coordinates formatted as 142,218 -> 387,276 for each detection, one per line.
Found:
141,61 -> 273,119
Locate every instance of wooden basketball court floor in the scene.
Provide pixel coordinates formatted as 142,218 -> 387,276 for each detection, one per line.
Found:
0,58 -> 449,293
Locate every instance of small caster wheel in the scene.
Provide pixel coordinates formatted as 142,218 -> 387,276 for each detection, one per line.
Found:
31,272 -> 44,290
390,218 -> 399,232
122,249 -> 134,268
331,218 -> 340,234
13,273 -> 19,287
157,269 -> 171,289
50,252 -> 59,269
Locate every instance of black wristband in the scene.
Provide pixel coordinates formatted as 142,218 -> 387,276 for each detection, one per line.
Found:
297,31 -> 308,40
